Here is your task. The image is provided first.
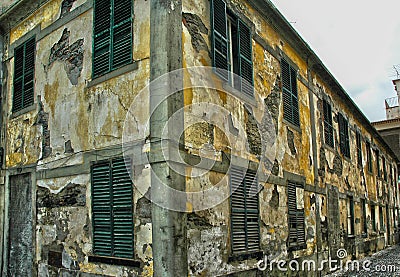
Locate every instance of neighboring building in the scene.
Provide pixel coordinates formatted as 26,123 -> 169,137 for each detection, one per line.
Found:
373,78 -> 400,244
0,0 -> 399,276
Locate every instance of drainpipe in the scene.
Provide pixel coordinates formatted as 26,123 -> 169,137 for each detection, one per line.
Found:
149,0 -> 188,276
0,31 -> 4,276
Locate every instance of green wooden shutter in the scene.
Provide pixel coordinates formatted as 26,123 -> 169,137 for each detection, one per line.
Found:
323,100 -> 334,148
287,182 -> 305,247
13,37 -> 35,113
238,20 -> 253,97
244,169 -> 259,252
287,182 -> 297,245
92,161 -> 113,257
338,113 -> 350,158
230,166 -> 259,253
112,0 -> 132,69
290,67 -> 300,126
281,59 -> 299,126
92,158 -> 134,258
230,166 -> 246,252
356,131 -> 362,166
93,0 -> 112,77
23,38 -> 35,108
211,0 -> 229,81
111,157 -> 134,258
13,46 -> 24,112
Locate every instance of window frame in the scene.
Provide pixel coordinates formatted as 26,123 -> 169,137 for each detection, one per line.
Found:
92,0 -> 133,78
361,198 -> 368,235
382,156 -> 387,182
12,36 -> 36,113
347,196 -> 355,236
366,141 -> 373,173
211,0 -> 254,98
375,149 -> 381,178
371,204 -> 376,232
287,181 -> 306,250
229,166 -> 260,255
323,99 -> 334,148
91,157 -> 134,259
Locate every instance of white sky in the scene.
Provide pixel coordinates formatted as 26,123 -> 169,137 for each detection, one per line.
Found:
269,0 -> 400,122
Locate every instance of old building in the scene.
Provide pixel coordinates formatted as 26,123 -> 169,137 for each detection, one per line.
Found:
0,0 -> 399,276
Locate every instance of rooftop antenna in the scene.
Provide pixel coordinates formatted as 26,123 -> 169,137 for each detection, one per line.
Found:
393,64 -> 400,79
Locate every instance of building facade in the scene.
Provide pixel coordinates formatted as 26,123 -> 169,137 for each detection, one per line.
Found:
0,0 -> 399,276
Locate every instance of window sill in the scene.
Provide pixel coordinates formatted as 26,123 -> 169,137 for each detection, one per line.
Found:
221,81 -> 256,107
228,250 -> 263,262
283,119 -> 301,133
323,144 -> 335,153
288,243 -> 307,251
347,234 -> 355,239
10,103 -> 37,119
88,255 -> 141,267
87,62 -> 139,88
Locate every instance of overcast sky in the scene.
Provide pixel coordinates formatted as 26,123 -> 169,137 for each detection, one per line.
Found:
269,0 -> 400,122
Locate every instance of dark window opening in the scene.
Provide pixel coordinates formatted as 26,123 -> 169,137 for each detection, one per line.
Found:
347,196 -> 355,236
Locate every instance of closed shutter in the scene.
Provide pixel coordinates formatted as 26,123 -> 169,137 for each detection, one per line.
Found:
92,157 -> 134,258
338,113 -> 350,158
281,59 -> 299,127
211,0 -> 229,81
112,0 -> 132,69
93,0 -> 132,77
93,0 -> 112,77
92,161 -> 113,256
323,100 -> 334,148
13,46 -> 24,112
238,20 -> 253,97
356,131 -> 362,166
111,157 -> 134,258
287,182 -> 297,245
13,37 -> 35,112
230,166 -> 259,253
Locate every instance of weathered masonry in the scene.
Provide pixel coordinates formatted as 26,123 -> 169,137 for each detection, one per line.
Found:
0,0 -> 399,276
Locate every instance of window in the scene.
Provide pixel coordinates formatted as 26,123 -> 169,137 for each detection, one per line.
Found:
375,150 -> 381,178
382,156 -> 387,182
211,0 -> 253,97
366,142 -> 372,173
337,113 -> 350,158
323,100 -> 334,148
91,157 -> 134,258
356,131 -> 362,166
93,0 -> 133,77
361,199 -> 367,235
347,197 -> 355,236
13,36 -> 35,112
379,206 -> 384,231
230,166 -> 259,253
371,204 -> 376,232
287,182 -> 305,249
